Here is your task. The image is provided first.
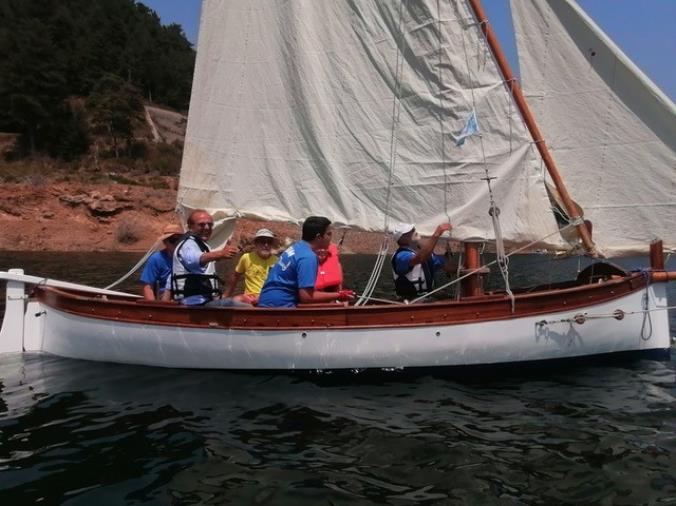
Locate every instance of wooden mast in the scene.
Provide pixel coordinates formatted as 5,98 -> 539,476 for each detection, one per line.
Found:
467,0 -> 597,256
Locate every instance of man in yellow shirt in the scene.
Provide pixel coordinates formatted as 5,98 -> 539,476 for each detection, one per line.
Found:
225,228 -> 278,304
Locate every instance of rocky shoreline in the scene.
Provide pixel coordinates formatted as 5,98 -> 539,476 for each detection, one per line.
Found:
0,181 -> 387,253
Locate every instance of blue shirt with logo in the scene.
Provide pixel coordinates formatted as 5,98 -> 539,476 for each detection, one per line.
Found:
258,241 -> 318,308
139,250 -> 173,296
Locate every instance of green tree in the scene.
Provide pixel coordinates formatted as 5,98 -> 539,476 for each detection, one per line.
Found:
44,102 -> 91,160
88,74 -> 143,158
0,13 -> 68,153
0,0 -> 195,158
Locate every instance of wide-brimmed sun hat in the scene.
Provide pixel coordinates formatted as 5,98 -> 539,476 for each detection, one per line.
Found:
158,224 -> 184,242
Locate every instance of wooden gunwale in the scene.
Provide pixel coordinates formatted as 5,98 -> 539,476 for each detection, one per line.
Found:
35,273 -> 647,331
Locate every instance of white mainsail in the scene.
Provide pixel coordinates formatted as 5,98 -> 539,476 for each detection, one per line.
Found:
179,0 -> 570,249
511,0 -> 676,256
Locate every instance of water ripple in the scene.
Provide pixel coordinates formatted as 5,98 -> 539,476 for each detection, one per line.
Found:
0,351 -> 675,504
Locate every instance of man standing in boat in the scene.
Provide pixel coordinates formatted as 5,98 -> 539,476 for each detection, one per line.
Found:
391,222 -> 453,301
170,209 -> 242,306
258,216 -> 354,307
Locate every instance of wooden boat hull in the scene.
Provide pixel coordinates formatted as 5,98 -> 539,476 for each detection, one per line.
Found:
3,273 -> 669,370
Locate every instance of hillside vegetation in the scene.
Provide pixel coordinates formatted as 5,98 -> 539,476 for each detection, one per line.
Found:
0,2 -> 395,253
0,0 -> 195,162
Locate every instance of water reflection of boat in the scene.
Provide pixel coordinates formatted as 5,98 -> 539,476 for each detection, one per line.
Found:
1,0 -> 674,369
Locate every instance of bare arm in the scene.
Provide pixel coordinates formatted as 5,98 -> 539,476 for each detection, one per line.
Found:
410,223 -> 452,266
225,271 -> 242,297
141,284 -> 156,300
298,288 -> 352,304
200,245 -> 239,265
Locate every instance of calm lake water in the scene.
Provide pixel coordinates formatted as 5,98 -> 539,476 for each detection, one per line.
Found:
0,252 -> 674,505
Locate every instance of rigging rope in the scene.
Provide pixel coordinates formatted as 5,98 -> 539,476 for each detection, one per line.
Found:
507,78 -> 515,154
356,0 -> 406,306
412,221 -> 578,303
454,250 -> 464,300
356,238 -> 390,306
536,305 -> 676,326
105,243 -> 159,290
436,0 -> 452,225
354,293 -> 404,305
460,9 -> 515,312
639,271 -> 653,340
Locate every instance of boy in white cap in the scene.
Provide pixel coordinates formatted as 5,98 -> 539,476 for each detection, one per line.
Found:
225,228 -> 279,304
140,224 -> 184,300
391,221 -> 453,300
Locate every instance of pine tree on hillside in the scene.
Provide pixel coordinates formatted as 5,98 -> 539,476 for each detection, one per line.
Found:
88,74 -> 143,159
0,0 -> 195,159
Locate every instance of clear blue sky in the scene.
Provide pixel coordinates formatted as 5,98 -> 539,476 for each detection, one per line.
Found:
141,0 -> 675,101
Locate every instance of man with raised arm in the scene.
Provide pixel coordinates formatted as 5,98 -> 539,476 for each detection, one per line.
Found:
170,209 -> 242,306
258,216 -> 354,308
391,222 -> 454,301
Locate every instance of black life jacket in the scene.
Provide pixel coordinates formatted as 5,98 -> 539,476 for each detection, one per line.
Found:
171,234 -> 222,301
391,247 -> 435,300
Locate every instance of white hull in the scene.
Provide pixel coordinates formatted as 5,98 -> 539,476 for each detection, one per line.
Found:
9,284 -> 672,370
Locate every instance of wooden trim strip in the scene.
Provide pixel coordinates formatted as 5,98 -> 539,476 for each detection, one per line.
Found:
36,274 -> 647,331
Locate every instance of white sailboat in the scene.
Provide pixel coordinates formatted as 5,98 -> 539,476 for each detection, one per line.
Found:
1,0 -> 674,369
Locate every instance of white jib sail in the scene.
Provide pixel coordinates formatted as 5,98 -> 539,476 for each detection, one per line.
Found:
180,0 -> 569,249
511,0 -> 676,256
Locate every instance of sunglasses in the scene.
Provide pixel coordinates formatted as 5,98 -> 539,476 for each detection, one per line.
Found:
164,236 -> 181,245
195,222 -> 214,228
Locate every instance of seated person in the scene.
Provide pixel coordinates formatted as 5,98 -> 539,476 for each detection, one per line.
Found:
391,222 -> 453,301
170,209 -> 246,307
225,228 -> 278,304
139,224 -> 183,300
315,242 -> 343,292
258,216 -> 354,308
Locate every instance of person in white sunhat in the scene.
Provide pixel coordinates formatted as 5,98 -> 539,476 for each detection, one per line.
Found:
391,222 -> 454,301
225,228 -> 279,304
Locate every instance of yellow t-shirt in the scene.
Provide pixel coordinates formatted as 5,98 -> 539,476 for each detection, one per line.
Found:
235,252 -> 279,295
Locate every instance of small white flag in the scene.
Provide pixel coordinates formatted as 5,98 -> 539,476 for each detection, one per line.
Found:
455,110 -> 480,147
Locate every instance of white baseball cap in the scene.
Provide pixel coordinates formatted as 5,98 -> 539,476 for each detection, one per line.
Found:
391,223 -> 415,242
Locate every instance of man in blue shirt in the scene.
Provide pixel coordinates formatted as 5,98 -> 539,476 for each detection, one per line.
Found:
391,222 -> 453,300
258,216 -> 354,307
139,224 -> 184,300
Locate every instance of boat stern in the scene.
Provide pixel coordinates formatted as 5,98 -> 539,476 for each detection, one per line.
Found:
0,269 -> 45,354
